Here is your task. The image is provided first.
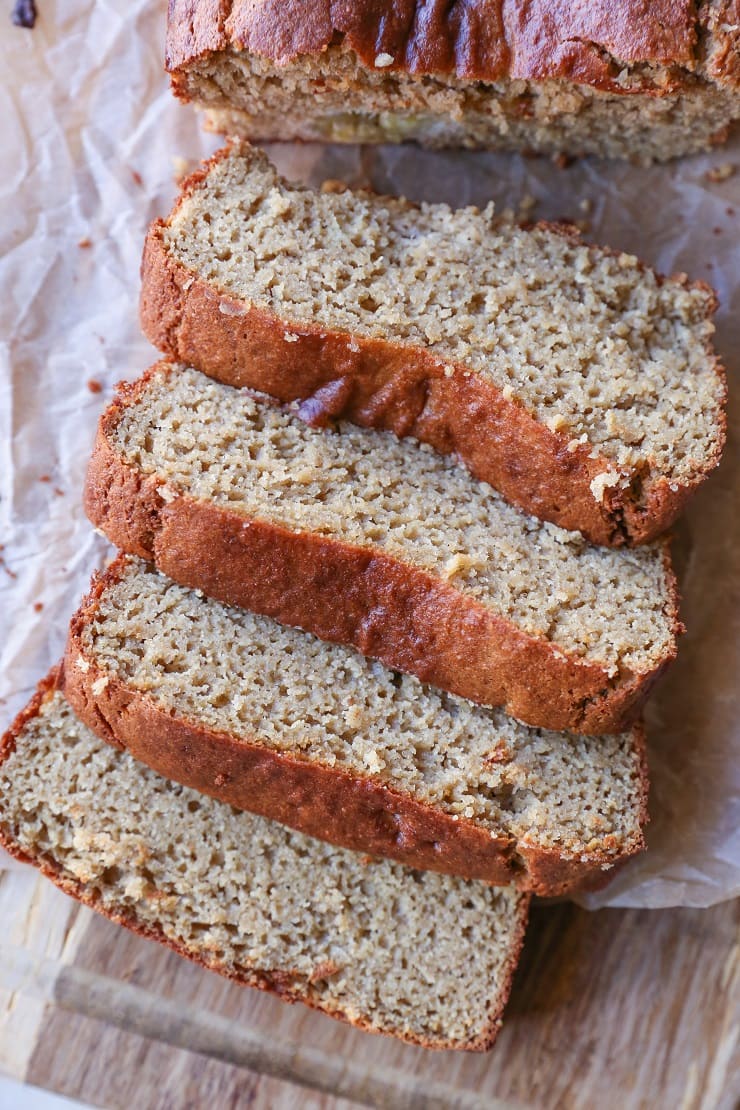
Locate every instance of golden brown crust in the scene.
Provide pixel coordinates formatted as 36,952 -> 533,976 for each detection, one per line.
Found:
0,673 -> 530,1052
140,210 -> 722,547
61,559 -> 647,894
0,668 -> 63,765
83,365 -> 680,735
165,0 -> 740,92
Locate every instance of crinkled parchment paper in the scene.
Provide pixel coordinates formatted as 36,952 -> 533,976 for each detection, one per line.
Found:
1,0 -> 738,907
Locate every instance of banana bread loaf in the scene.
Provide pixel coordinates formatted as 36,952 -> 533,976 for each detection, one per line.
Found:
63,556 -> 649,895
85,362 -> 682,735
140,144 -> 726,544
167,1 -> 740,161
0,676 -> 529,1051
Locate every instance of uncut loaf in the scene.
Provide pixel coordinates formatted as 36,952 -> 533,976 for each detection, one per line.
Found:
167,0 -> 740,162
140,144 -> 726,545
63,556 -> 649,896
85,363 -> 681,736
0,678 -> 529,1051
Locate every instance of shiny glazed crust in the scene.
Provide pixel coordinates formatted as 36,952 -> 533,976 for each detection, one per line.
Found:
61,560 -> 649,895
165,0 -> 740,92
139,152 -> 726,546
83,366 -> 681,735
0,672 -> 530,1051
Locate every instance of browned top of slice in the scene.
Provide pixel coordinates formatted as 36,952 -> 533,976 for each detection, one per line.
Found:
166,0 -> 740,91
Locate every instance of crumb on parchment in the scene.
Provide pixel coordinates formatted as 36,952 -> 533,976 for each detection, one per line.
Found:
705,163 -> 735,183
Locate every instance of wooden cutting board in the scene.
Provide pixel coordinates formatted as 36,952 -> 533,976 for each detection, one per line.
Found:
0,867 -> 737,1109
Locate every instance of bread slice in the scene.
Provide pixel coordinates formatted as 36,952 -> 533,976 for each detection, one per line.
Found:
86,362 -> 680,735
140,143 -> 726,544
62,555 -> 649,896
0,677 -> 529,1051
166,1 -> 740,162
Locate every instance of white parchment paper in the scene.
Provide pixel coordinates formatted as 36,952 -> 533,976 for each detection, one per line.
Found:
1,0 -> 738,907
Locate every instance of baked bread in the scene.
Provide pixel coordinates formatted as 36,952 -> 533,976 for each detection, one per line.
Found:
85,362 -> 681,736
166,1 -> 740,161
0,677 -> 529,1051
63,555 -> 649,896
140,144 -> 726,544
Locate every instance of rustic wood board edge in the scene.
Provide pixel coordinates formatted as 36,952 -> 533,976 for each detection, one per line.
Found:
1,870 -> 738,1110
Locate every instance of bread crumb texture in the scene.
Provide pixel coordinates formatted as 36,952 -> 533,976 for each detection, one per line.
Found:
80,558 -> 646,858
0,692 -> 527,1047
113,365 -> 676,675
186,35 -> 740,162
162,145 -> 723,502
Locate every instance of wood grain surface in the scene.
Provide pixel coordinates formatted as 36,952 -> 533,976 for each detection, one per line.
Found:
1,869 -> 737,1110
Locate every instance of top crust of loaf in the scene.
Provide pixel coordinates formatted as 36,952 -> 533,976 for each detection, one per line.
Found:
166,0 -> 740,91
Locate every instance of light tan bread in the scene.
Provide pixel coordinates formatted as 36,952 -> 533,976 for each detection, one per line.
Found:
63,556 -> 650,895
85,362 -> 681,735
0,678 -> 529,1051
140,145 -> 726,544
166,1 -> 740,162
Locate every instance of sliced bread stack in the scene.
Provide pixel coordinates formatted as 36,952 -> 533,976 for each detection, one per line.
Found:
141,144 -> 726,546
1,142 -> 726,1050
62,555 -> 649,894
86,362 -> 682,733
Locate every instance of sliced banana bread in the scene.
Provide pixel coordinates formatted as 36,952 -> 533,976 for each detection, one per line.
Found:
63,556 -> 649,895
141,144 -> 726,544
167,1 -> 740,162
85,363 -> 681,735
0,677 -> 529,1051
